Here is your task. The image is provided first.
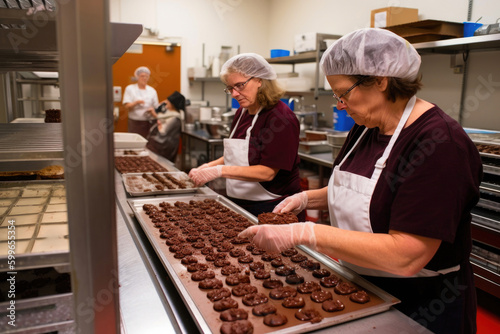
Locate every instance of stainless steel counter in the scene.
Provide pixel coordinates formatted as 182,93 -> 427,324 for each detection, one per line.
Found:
115,151 -> 432,333
181,128 -> 224,170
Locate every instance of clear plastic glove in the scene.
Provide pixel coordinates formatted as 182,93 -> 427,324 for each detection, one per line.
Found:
273,192 -> 308,215
238,222 -> 317,253
189,165 -> 223,186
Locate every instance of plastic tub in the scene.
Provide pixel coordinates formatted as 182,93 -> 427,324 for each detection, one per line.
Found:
333,107 -> 355,131
463,22 -> 483,37
270,49 -> 290,58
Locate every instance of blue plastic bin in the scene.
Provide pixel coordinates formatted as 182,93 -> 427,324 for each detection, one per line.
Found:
463,22 -> 483,37
270,49 -> 290,58
333,107 -> 355,131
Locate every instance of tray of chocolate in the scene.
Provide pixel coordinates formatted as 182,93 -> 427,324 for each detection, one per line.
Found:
122,172 -> 198,196
114,156 -> 173,174
476,144 -> 500,159
127,195 -> 399,334
114,149 -> 149,157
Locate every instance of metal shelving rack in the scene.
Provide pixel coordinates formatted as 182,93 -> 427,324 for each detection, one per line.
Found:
414,34 -> 500,298
0,1 -> 142,332
266,33 -> 342,99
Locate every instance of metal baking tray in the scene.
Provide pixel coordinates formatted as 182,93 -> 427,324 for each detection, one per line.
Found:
0,180 -> 70,271
122,172 -> 198,196
128,195 -> 399,334
299,141 -> 332,154
114,149 -> 149,157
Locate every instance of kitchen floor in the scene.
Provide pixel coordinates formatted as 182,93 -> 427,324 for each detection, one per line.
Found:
477,289 -> 500,333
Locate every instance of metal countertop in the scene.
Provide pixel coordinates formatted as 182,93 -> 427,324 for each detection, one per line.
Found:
115,151 -> 431,333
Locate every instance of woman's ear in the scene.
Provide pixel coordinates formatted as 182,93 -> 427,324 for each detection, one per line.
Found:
375,77 -> 388,92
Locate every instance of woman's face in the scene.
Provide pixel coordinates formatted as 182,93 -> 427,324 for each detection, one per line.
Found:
165,99 -> 174,111
137,72 -> 150,87
225,73 -> 261,112
326,75 -> 385,129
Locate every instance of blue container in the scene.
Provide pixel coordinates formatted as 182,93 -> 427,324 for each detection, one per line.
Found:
270,49 -> 290,58
463,22 -> 483,37
333,107 -> 355,131
231,98 -> 240,109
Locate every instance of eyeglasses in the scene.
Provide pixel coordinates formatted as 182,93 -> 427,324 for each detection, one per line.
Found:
332,77 -> 366,104
224,77 -> 254,95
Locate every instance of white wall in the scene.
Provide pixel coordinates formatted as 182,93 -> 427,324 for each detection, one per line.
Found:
110,0 -> 500,130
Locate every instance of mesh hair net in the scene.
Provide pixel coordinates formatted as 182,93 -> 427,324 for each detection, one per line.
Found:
220,53 -> 277,80
134,66 -> 151,78
320,28 -> 421,80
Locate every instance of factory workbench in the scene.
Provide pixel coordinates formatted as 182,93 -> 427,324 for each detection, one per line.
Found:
114,150 -> 431,334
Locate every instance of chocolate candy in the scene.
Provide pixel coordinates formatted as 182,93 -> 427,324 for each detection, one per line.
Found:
297,281 -> 321,294
242,292 -> 269,306
186,263 -> 208,272
220,320 -> 253,334
270,258 -> 284,267
269,286 -> 297,300
285,274 -> 305,285
238,255 -> 254,264
334,282 -> 357,295
226,273 -> 251,286
322,299 -> 345,312
282,296 -> 305,308
263,313 -> 288,327
207,288 -> 231,302
350,290 -> 370,304
232,283 -> 258,297
275,265 -> 295,276
281,248 -> 298,257
249,261 -> 265,271
299,260 -> 320,270
191,270 -> 215,281
252,303 -> 277,316
229,248 -> 246,258
290,254 -> 308,263
312,269 -> 331,278
295,309 -> 323,323
262,278 -> 284,289
198,278 -> 223,289
320,275 -> 341,288
253,269 -> 271,280
213,297 -> 239,311
311,290 -> 333,303
221,265 -> 242,276
219,308 -> 248,321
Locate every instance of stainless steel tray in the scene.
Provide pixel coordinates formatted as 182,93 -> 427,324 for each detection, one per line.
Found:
122,172 -> 198,197
299,141 -> 332,154
0,180 -> 70,271
128,195 -> 399,334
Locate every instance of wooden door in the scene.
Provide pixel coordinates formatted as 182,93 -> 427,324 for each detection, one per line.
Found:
112,43 -> 181,132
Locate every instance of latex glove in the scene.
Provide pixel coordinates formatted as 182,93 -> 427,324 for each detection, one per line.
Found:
188,163 -> 210,180
238,222 -> 317,253
189,165 -> 223,186
273,192 -> 308,215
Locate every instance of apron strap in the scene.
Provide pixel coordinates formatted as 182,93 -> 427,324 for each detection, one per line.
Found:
371,95 -> 417,180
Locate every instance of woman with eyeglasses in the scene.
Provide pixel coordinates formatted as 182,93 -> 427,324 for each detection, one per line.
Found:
239,28 -> 481,333
189,53 -> 304,219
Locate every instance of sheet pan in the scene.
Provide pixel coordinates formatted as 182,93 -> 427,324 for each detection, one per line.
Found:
128,195 -> 399,333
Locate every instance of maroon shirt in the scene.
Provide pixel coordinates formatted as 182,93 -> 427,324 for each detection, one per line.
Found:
229,100 -> 301,196
335,105 -> 482,271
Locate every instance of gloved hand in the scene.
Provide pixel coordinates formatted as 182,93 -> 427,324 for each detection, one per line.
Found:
189,165 -> 223,186
238,222 -> 317,253
273,192 -> 308,215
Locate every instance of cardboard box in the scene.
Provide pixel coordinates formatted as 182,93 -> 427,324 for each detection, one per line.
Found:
384,20 -> 464,43
371,7 -> 418,28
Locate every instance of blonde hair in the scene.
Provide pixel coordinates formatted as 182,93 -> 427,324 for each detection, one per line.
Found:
257,79 -> 285,109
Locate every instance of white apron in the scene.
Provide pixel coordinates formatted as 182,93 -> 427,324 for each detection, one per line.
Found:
224,109 -> 281,201
328,96 -> 459,278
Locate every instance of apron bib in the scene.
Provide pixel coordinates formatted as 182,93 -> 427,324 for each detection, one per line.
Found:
327,96 -> 459,278
224,109 -> 281,201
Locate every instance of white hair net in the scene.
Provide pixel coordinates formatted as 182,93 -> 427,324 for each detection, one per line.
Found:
220,53 -> 277,80
134,66 -> 151,78
320,28 -> 421,80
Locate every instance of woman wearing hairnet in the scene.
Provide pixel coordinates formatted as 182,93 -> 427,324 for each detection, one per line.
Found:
189,53 -> 304,219
239,29 -> 481,333
122,66 -> 159,138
